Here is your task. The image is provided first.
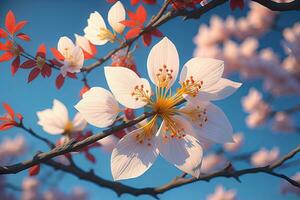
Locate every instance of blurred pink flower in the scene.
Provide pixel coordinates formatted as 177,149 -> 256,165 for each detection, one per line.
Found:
206,185 -> 237,200
251,147 -> 280,167
272,112 -> 294,132
0,135 -> 26,165
223,133 -> 244,152
281,172 -> 300,196
201,154 -> 225,174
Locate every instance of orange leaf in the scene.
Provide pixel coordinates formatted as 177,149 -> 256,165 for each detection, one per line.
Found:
36,44 -> 46,58
136,5 -> 147,24
0,28 -> 8,38
5,10 -> 16,35
3,102 -> 14,118
14,20 -> 28,33
29,165 -> 40,176
16,33 -> 30,41
0,52 -> 14,62
131,0 -> 139,5
121,20 -> 140,28
50,48 -> 65,61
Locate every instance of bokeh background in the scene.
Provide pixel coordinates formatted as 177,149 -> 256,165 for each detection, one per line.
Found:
0,0 -> 299,199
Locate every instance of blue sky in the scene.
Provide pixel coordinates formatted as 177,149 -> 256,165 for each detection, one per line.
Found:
0,0 -> 300,199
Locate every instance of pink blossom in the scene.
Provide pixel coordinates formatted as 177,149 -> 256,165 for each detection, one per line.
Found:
251,147 -> 280,167
272,112 -> 294,132
206,185 -> 237,200
0,135 -> 26,165
281,172 -> 300,196
201,154 -> 225,174
223,133 -> 244,152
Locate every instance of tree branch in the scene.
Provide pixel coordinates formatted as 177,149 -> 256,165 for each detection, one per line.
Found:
0,112 -> 154,174
252,0 -> 300,11
41,145 -> 300,198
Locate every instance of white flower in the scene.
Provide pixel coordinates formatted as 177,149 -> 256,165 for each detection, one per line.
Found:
37,99 -> 87,135
84,1 -> 125,45
76,37 -> 241,180
57,36 -> 84,76
201,154 -> 225,174
75,87 -> 120,128
206,185 -> 237,200
251,147 -> 280,167
75,34 -> 93,55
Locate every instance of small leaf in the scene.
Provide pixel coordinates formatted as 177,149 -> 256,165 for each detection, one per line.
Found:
29,165 -> 40,176
125,27 -> 142,39
16,33 -> 30,41
3,102 -> 15,118
0,28 -> 8,38
56,74 -> 65,89
28,68 -> 41,83
0,52 -> 14,62
11,56 -> 20,76
20,59 -> 36,69
5,10 -> 16,35
14,20 -> 28,33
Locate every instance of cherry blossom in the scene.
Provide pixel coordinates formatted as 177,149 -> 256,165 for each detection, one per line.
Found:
251,147 -> 280,167
281,172 -> 300,196
206,185 -> 237,200
75,37 -> 241,180
201,154 -> 226,174
37,99 -> 87,135
272,112 -> 295,133
84,1 -> 126,45
223,132 -> 244,152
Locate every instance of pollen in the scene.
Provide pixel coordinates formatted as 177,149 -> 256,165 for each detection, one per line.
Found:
98,28 -> 116,43
156,65 -> 174,88
64,121 -> 74,133
181,76 -> 203,97
131,84 -> 151,103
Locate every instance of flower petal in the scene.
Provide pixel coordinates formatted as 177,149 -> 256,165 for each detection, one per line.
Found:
111,128 -> 158,180
37,99 -> 69,134
84,11 -> 108,45
108,1 -> 126,34
75,87 -> 120,128
75,34 -> 93,55
147,37 -> 179,88
187,78 -> 242,102
104,67 -> 151,109
72,112 -> 87,131
57,36 -> 75,57
157,121 -> 203,178
179,57 -> 224,91
180,102 -> 233,144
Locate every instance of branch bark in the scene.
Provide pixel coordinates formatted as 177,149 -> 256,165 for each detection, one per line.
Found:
42,145 -> 300,198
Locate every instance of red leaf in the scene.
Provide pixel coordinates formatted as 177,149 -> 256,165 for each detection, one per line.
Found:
5,10 -> 16,35
29,165 -> 40,176
142,33 -> 152,46
0,29 -> 8,38
0,40 -> 13,51
0,52 -> 14,62
125,27 -> 142,39
142,0 -> 156,4
28,68 -> 41,83
50,48 -> 65,61
67,72 -> 77,79
85,152 -> 96,163
131,0 -> 140,5
16,113 -> 23,121
50,59 -> 63,67
3,103 -> 14,118
56,74 -> 65,89
136,5 -> 147,24
107,0 -> 118,3
16,33 -> 30,41
151,29 -> 163,38
14,21 -> 27,33
0,122 -> 17,131
20,59 -> 36,69
121,20 -> 139,28
114,129 -> 126,139
36,44 -> 46,58
11,56 -> 20,76
124,108 -> 135,120
230,0 -> 244,10
41,64 -> 52,77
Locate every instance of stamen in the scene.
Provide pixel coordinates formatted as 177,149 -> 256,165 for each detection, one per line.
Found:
156,65 -> 174,88
131,84 -> 151,103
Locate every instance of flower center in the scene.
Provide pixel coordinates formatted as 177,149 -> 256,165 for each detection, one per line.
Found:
64,121 -> 74,133
36,56 -> 46,69
155,65 -> 174,88
98,28 -> 116,42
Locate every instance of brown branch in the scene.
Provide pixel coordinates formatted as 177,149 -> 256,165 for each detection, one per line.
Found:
0,112 -> 154,174
41,145 -> 300,198
252,0 -> 300,11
